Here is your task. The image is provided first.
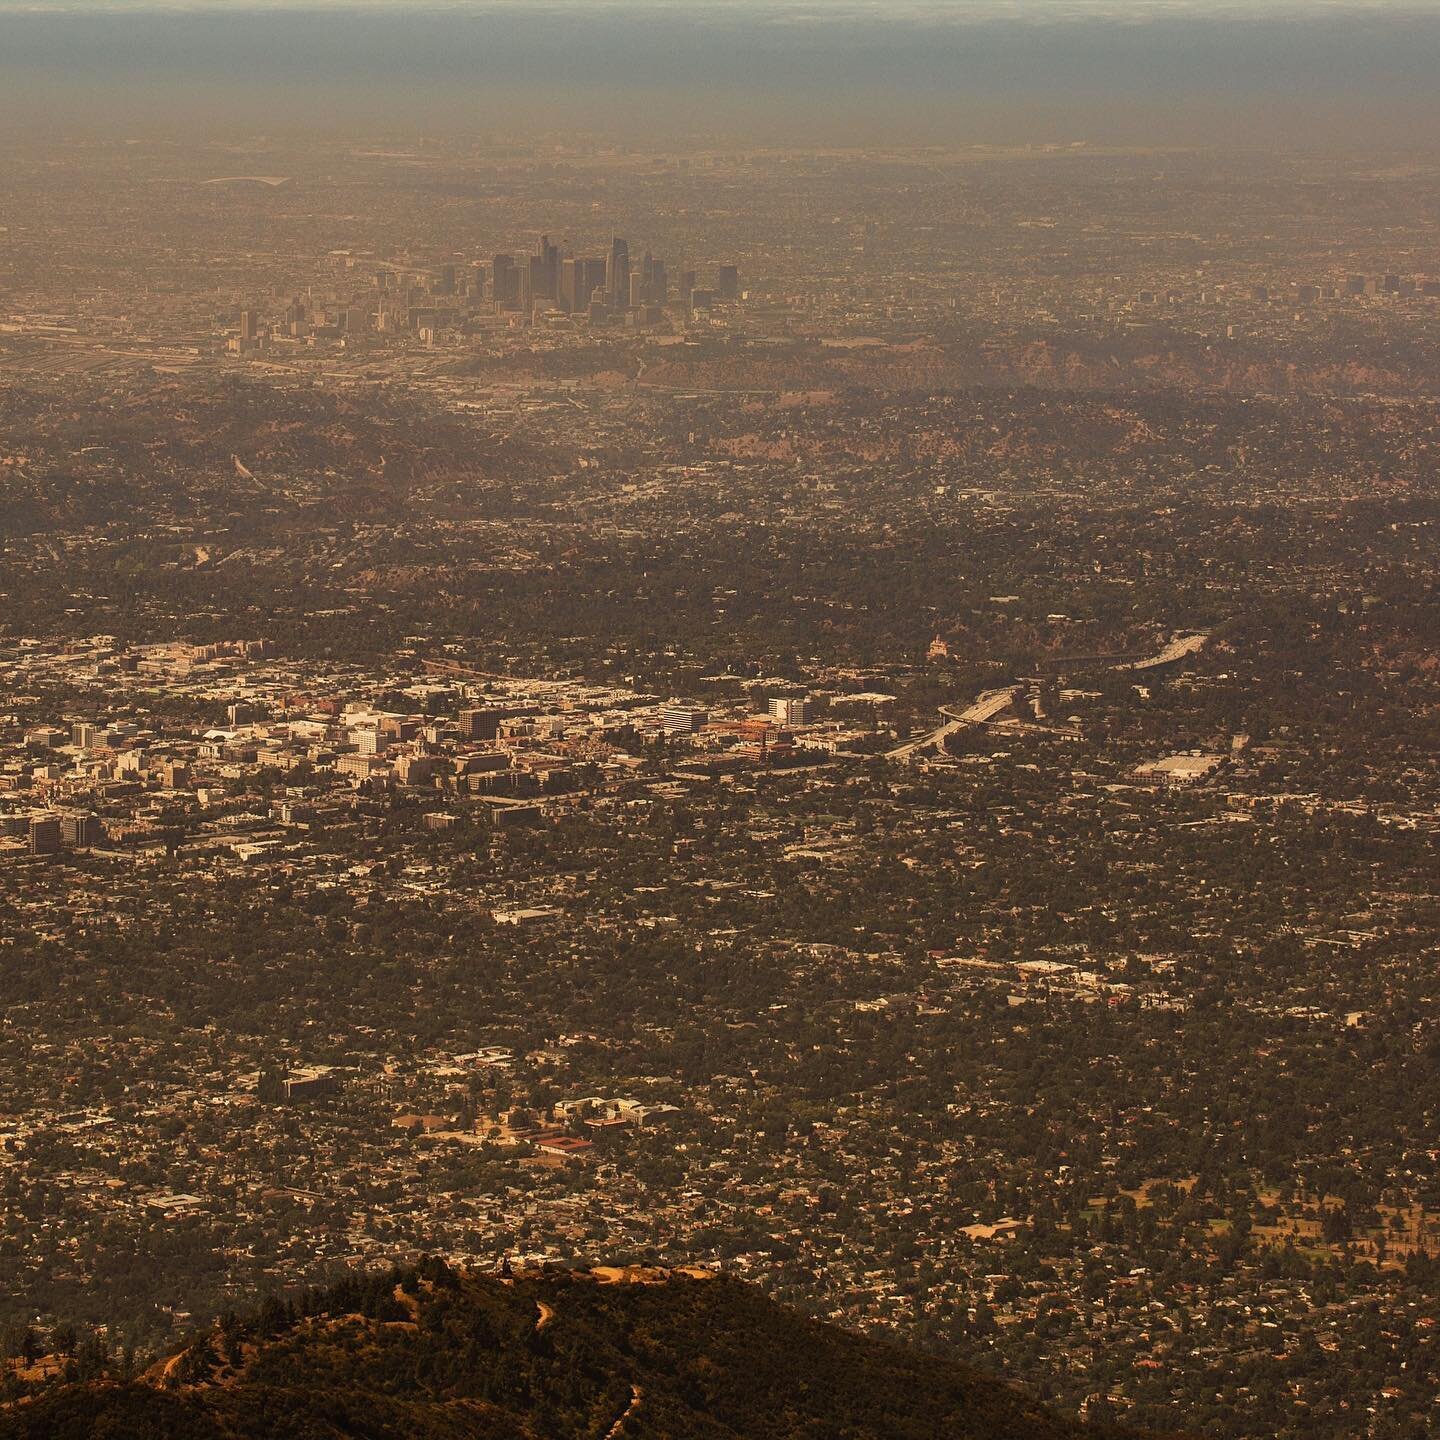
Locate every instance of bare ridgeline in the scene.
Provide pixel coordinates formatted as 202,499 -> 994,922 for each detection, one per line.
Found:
0,138 -> 1438,1440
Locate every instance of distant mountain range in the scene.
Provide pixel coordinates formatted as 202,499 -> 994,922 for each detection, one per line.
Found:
0,1260 -> 1178,1440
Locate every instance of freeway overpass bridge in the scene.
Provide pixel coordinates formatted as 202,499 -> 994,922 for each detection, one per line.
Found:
886,685 -> 1023,761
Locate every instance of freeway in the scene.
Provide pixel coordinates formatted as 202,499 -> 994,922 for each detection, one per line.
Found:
886,685 -> 1023,760
1126,632 -> 1209,671
887,631 -> 1209,762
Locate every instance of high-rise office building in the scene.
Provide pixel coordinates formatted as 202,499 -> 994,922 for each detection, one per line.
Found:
632,252 -> 667,305
239,309 -> 258,342
459,708 -> 501,741
356,728 -> 387,756
607,237 -> 630,306
60,814 -> 104,848
661,705 -> 707,735
28,814 -> 61,856
492,254 -> 521,308
560,257 -> 581,313
562,257 -> 607,314
717,265 -> 740,301
768,696 -> 811,726
585,259 -> 608,307
529,234 -> 560,301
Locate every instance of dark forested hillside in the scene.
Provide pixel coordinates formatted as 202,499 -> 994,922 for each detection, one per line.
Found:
0,1261 -> 1160,1440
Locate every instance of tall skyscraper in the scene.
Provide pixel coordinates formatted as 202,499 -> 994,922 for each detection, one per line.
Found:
607,237 -> 630,306
586,259 -> 609,308
492,254 -> 520,308
563,257 -> 607,314
529,234 -> 559,301
560,257 -> 581,313
717,265 -> 740,301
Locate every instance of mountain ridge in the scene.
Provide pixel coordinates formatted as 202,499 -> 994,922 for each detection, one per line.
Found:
0,1260 -> 1181,1440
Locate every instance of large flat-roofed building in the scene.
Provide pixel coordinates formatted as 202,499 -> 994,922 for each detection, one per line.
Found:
661,705 -> 707,735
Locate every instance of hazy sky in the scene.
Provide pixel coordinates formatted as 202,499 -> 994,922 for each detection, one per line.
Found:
3,1 -> 1439,12
3,1 -> 1440,146
2,1 -> 1438,8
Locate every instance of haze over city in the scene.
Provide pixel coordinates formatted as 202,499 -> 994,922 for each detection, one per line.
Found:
3,0 -> 1440,143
